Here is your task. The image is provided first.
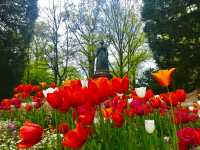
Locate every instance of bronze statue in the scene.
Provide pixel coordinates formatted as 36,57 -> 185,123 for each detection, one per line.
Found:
94,41 -> 112,78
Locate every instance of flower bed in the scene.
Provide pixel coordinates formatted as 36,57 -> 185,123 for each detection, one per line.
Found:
1,68 -> 200,150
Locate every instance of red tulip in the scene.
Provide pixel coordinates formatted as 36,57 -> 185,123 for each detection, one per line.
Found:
160,92 -> 179,106
112,76 -> 129,94
1,99 -> 12,109
23,84 -> 33,93
174,108 -> 198,124
126,108 -> 135,117
175,89 -> 186,102
37,91 -> 44,98
58,122 -> 69,134
144,89 -> 154,101
59,87 -> 71,112
32,85 -> 40,92
50,82 -> 57,88
11,97 -> 21,108
95,77 -> 113,101
111,111 -> 124,127
77,104 -> 96,126
88,78 -> 112,105
150,96 -> 160,108
71,87 -> 87,107
177,128 -> 200,150
17,121 -> 43,149
46,90 -> 62,109
25,104 -> 33,112
62,123 -> 91,149
87,79 -> 101,105
69,80 -> 82,90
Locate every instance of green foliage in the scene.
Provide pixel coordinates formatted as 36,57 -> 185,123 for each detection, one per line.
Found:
0,0 -> 38,99
64,66 -> 82,80
23,60 -> 54,85
142,0 -> 200,91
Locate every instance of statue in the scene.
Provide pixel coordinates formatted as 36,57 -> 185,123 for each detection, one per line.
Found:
94,41 -> 112,78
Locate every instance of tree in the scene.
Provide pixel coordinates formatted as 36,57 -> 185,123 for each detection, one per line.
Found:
0,0 -> 38,99
65,0 -> 103,78
142,0 -> 200,91
43,0 -> 77,84
102,0 -> 151,86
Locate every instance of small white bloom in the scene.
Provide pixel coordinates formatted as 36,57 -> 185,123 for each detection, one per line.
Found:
188,106 -> 194,111
145,120 -> 155,134
43,87 -> 58,97
94,117 -> 100,124
21,103 -> 27,108
163,136 -> 170,143
128,98 -> 133,103
197,101 -> 200,106
135,87 -> 146,98
31,102 -> 37,106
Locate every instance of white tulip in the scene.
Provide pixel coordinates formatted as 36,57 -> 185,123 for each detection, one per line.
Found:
135,87 -> 147,98
145,120 -> 155,134
43,87 -> 58,97
81,79 -> 88,87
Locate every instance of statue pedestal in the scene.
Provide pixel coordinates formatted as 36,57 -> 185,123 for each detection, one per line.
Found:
93,71 -> 112,79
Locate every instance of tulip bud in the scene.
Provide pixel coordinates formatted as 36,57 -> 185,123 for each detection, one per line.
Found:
135,87 -> 146,98
145,120 -> 155,134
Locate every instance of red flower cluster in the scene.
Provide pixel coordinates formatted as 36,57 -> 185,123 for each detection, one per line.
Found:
11,71 -> 200,149
160,89 -> 186,106
0,83 -> 47,110
177,128 -> 200,150
174,108 -> 198,124
46,77 -> 129,112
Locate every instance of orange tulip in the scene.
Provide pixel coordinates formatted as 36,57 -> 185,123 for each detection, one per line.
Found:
151,68 -> 176,87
